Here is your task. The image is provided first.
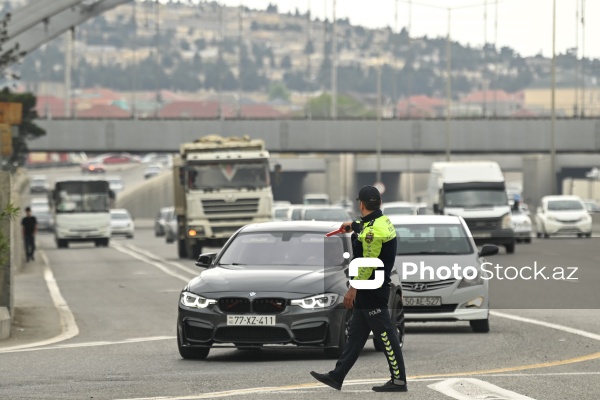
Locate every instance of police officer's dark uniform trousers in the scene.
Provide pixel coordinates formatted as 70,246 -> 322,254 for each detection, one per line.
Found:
330,209 -> 407,387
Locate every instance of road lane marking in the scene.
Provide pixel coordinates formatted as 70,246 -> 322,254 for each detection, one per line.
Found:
125,244 -> 198,276
429,378 -> 536,400
0,251 -> 79,352
1,335 -> 175,353
113,371 -> 600,400
491,311 -> 600,342
112,244 -> 191,283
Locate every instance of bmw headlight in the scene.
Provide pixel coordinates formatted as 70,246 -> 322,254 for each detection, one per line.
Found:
291,293 -> 339,309
501,213 -> 512,229
180,291 -> 216,308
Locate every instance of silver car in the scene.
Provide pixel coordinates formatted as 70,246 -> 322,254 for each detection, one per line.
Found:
390,215 -> 498,333
110,209 -> 135,239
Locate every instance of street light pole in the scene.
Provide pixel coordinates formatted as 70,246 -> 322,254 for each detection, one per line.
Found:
376,65 -> 382,183
331,0 -> 337,119
445,8 -> 452,161
551,0 -> 557,194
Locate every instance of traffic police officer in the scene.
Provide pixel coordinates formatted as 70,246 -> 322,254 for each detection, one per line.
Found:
310,185 -> 408,392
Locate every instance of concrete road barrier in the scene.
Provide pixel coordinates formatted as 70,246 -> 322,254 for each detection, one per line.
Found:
115,170 -> 173,219
593,214 -> 600,234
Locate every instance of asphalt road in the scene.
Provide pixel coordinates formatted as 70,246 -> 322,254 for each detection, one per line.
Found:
0,221 -> 599,399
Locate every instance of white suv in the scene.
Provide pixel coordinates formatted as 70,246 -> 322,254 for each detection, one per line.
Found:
535,195 -> 592,238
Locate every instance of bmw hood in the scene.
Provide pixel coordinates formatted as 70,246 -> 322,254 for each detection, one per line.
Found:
394,254 -> 480,283
186,266 -> 343,296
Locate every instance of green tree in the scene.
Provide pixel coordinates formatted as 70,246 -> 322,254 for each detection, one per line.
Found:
268,81 -> 290,102
307,93 -> 374,118
0,13 -> 25,77
0,89 -> 46,167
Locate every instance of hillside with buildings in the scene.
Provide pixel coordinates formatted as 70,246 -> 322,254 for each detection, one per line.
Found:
4,0 -> 600,118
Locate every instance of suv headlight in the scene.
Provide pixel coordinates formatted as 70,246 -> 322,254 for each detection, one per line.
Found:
291,293 -> 339,309
501,213 -> 512,229
180,291 -> 216,308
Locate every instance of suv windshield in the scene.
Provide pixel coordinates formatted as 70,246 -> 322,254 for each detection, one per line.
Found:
395,224 -> 473,255
547,200 -> 584,211
218,231 -> 346,267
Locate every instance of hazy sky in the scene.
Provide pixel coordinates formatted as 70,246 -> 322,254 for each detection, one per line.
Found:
206,0 -> 600,59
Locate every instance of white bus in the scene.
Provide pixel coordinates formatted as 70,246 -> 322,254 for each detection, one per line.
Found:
51,178 -> 113,248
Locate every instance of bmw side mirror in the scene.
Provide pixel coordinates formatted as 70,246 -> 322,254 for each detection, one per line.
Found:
196,253 -> 217,268
478,245 -> 499,258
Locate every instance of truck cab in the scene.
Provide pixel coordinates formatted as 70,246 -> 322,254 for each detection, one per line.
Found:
427,161 -> 516,253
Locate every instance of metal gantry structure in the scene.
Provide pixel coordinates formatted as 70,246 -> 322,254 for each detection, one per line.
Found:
4,0 -> 132,61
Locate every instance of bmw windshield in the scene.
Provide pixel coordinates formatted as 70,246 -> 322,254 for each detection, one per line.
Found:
218,231 -> 347,268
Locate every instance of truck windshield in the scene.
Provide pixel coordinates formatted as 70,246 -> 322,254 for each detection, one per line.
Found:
55,181 -> 110,213
444,190 -> 508,208
186,161 -> 269,190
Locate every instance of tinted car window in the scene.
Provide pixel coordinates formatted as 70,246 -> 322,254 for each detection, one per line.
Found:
395,224 -> 473,255
219,232 -> 346,267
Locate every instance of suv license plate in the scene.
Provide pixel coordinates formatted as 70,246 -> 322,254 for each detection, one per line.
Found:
404,297 -> 442,307
227,315 -> 276,326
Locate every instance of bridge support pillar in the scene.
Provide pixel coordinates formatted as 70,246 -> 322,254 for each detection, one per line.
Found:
523,155 -> 553,208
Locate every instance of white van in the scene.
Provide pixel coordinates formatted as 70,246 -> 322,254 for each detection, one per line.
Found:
427,161 -> 516,253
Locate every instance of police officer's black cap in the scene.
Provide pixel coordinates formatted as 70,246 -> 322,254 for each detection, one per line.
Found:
356,185 -> 381,203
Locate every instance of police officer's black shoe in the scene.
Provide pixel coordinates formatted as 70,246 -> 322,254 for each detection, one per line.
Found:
310,371 -> 342,391
372,379 -> 408,392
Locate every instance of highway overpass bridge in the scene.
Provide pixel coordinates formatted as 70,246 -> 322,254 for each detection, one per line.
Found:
29,118 -> 600,205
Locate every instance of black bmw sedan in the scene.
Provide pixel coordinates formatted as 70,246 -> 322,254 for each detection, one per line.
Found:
177,221 -> 405,360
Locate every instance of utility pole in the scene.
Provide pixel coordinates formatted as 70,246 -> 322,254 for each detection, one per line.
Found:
581,0 -> 586,117
493,0 -> 498,117
376,65 -> 382,183
406,0 -> 412,117
238,1 -> 243,117
218,5 -> 224,121
575,0 -> 579,117
154,0 -> 160,117
131,0 -> 137,118
483,0 -> 488,117
330,0 -> 337,119
64,28 -> 74,118
445,9 -> 452,161
551,0 -> 557,194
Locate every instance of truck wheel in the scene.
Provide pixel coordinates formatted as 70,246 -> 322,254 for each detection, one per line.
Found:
505,243 -> 515,254
178,239 -> 188,258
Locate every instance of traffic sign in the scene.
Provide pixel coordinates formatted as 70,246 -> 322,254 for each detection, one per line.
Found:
0,102 -> 23,125
373,182 -> 386,195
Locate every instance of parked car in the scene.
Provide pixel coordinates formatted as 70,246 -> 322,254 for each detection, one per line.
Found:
382,201 -> 417,216
511,207 -> 532,243
29,175 -> 50,194
81,160 -> 106,174
144,164 -> 164,179
287,205 -> 352,222
535,195 -> 592,238
155,207 -> 174,237
176,221 -> 404,360
110,209 -> 135,238
31,201 -> 53,231
391,215 -> 496,333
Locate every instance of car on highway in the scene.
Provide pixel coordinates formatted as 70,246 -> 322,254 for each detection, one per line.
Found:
287,205 -> 352,222
511,207 -> 532,243
30,200 -> 54,231
535,195 -> 592,238
155,207 -> 174,237
29,175 -> 50,194
303,193 -> 330,205
382,201 -> 417,216
97,152 -> 141,164
106,176 -> 124,194
177,221 -> 404,360
81,160 -> 106,174
165,210 -> 178,244
272,206 -> 291,221
584,200 -> 600,214
391,215 -> 497,333
110,209 -> 134,238
144,164 -> 164,179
